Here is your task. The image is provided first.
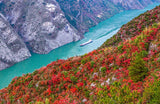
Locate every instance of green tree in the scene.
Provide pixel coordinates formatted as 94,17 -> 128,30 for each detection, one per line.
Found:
128,54 -> 148,82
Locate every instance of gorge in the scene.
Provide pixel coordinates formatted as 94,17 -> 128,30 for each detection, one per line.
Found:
0,0 -> 160,70
0,2 -> 159,89
0,3 -> 160,103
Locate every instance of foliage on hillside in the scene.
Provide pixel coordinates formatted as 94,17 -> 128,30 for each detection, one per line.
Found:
100,5 -> 160,49
0,20 -> 160,103
1,5 -> 160,103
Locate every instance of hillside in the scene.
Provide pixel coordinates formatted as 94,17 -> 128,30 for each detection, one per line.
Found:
100,5 -> 160,49
0,5 -> 160,104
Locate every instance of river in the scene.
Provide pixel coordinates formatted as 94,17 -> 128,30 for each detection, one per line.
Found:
0,3 -> 160,89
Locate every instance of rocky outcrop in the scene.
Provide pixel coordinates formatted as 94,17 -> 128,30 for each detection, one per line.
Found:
57,0 -> 160,33
0,13 -> 31,70
57,0 -> 121,33
1,0 -> 82,54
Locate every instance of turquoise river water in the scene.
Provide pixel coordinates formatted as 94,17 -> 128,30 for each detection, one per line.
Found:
0,3 -> 160,89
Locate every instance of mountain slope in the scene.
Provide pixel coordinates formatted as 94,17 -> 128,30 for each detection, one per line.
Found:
0,0 -> 82,54
100,5 -> 160,49
0,13 -> 31,70
57,0 -> 160,33
0,6 -> 160,103
109,0 -> 153,9
0,0 -> 83,70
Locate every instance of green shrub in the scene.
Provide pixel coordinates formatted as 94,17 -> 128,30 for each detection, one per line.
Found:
101,67 -> 107,73
62,71 -> 68,77
95,84 -> 139,104
35,101 -> 44,104
128,55 -> 148,82
140,50 -> 148,57
118,44 -> 123,53
152,23 -> 158,28
45,98 -> 50,104
70,76 -> 77,84
142,80 -> 160,104
28,81 -> 33,88
84,89 -> 90,98
144,43 -> 149,51
90,61 -> 95,67
154,69 -> 160,73
81,59 -> 86,64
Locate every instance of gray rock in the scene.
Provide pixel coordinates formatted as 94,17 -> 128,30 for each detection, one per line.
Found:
0,13 -> 31,70
57,0 -> 160,33
1,0 -> 83,54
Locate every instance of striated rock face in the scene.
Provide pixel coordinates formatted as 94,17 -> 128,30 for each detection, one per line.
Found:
1,0 -> 82,54
57,0 -> 160,33
57,0 -> 122,33
0,13 -> 31,70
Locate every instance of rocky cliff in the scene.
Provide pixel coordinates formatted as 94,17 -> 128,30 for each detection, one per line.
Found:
0,0 -> 82,54
0,0 -> 82,70
0,13 -> 31,70
57,0 -> 160,33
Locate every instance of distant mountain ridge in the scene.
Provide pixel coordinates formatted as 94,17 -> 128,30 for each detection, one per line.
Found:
0,0 -> 159,70
57,0 -> 160,33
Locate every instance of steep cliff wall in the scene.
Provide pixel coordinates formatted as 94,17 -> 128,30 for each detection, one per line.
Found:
57,0 -> 160,33
0,0 -> 83,54
0,13 -> 31,70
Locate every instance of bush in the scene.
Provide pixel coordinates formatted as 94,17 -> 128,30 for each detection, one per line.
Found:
28,81 -> 33,88
128,55 -> 148,82
81,58 -> 87,64
70,76 -> 77,84
90,61 -> 95,68
84,90 -> 90,98
95,84 -> 139,104
118,44 -> 123,53
45,98 -> 50,104
62,71 -> 68,77
101,67 -> 107,73
152,23 -> 158,28
140,50 -> 148,57
142,80 -> 160,104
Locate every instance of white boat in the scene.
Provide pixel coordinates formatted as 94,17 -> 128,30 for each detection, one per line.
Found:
80,39 -> 93,46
